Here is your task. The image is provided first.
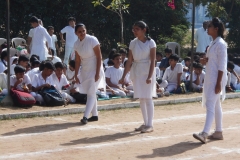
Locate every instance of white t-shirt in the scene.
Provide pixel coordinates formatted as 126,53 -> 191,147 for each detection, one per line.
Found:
10,74 -> 31,91
51,72 -> 69,91
156,67 -> 161,79
0,60 -> 7,73
162,63 -> 183,84
32,72 -> 53,88
51,34 -> 58,50
61,26 -> 78,48
192,71 -> 205,86
66,67 -> 75,82
26,67 -> 40,81
51,56 -> 62,64
10,64 -> 16,75
105,66 -> 124,86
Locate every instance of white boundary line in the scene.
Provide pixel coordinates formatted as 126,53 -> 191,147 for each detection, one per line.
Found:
0,126 -> 240,160
1,109 -> 240,140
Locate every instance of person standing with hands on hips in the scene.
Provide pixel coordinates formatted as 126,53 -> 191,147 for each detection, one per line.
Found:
193,17 -> 228,144
74,23 -> 105,125
119,21 -> 157,133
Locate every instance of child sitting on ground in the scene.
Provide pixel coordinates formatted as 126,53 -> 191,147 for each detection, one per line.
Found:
192,63 -> 205,92
10,55 -> 30,75
65,60 -> 75,83
105,53 -> 126,97
227,61 -> 240,91
162,54 -> 183,93
31,61 -> 55,105
52,62 -> 76,103
0,70 -> 8,96
10,65 -> 32,93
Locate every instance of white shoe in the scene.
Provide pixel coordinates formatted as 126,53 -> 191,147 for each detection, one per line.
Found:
193,132 -> 208,144
141,126 -> 154,133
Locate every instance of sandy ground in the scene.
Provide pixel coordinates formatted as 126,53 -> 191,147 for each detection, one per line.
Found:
0,98 -> 240,160
0,92 -> 203,114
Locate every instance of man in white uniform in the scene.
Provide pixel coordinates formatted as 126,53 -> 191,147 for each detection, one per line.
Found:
29,16 -> 53,61
60,17 -> 78,65
195,21 -> 212,52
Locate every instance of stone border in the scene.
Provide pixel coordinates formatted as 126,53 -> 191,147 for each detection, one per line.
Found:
0,93 -> 239,120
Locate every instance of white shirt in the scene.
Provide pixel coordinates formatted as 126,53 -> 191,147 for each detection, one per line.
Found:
0,73 -> 7,89
0,60 -> 7,73
192,71 -> 205,86
26,67 -> 40,81
51,72 -> 69,91
10,64 -> 16,75
155,67 -> 161,79
66,67 -> 75,82
10,74 -> 31,91
103,58 -> 109,67
162,63 -> 183,84
195,27 -> 212,52
61,26 -> 78,47
32,72 -> 53,88
51,56 -> 62,64
51,34 -> 58,50
105,66 -> 124,86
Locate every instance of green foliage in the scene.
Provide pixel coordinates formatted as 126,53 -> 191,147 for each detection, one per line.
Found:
207,2 -> 228,22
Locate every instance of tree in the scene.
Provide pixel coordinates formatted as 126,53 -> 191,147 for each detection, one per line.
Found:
92,0 -> 129,44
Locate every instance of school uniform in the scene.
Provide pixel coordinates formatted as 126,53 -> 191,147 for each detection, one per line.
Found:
51,34 -> 58,55
30,26 -> 53,61
0,60 -> 7,73
192,71 -> 205,91
129,38 -> 156,128
31,72 -> 53,104
26,67 -> 40,82
51,72 -> 75,103
155,67 -> 161,79
74,34 -> 105,118
162,63 -> 183,92
232,64 -> 240,90
202,37 -> 228,134
61,26 -> 78,64
66,67 -> 75,83
10,74 -> 31,91
105,66 -> 126,97
0,73 -> 8,95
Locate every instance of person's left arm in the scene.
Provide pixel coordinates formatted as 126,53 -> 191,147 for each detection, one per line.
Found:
93,44 -> 102,82
147,40 -> 156,84
177,64 -> 183,87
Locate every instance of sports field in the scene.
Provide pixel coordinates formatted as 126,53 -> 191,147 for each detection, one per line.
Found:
0,98 -> 240,160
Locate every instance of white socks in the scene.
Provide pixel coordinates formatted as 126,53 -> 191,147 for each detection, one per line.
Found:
139,98 -> 154,127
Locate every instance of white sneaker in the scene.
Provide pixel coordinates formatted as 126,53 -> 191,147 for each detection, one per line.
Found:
193,132 -> 208,144
141,126 -> 154,133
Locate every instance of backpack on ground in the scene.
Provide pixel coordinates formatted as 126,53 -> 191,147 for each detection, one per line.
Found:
39,85 -> 65,106
70,92 -> 87,104
10,89 -> 36,108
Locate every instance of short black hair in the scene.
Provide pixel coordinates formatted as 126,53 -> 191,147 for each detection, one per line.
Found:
44,61 -> 55,70
32,60 -> 40,67
194,55 -> 200,63
227,61 -> 235,70
194,63 -> 203,69
169,54 -> 179,61
119,48 -> 127,54
156,51 -> 163,57
39,61 -> 46,71
108,48 -> 117,59
54,62 -> 64,69
18,55 -> 29,63
192,62 -> 197,68
14,65 -> 26,74
184,57 -> 191,62
29,16 -> 39,23
107,60 -> 114,66
69,60 -> 75,69
112,53 -> 122,60
47,26 -> 54,31
164,48 -> 172,54
68,17 -> 76,22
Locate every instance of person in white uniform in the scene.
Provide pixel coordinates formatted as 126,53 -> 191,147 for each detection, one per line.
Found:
0,50 -> 7,73
60,17 -> 78,65
192,63 -> 205,92
29,16 -> 53,61
47,26 -> 59,56
193,18 -> 228,144
74,23 -> 105,124
195,21 -> 212,52
119,21 -> 156,133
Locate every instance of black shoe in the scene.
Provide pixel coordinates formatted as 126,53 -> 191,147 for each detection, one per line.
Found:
80,117 -> 88,124
88,116 -> 98,122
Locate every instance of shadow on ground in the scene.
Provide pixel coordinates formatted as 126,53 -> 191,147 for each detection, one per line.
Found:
136,141 -> 202,159
1,122 -> 80,136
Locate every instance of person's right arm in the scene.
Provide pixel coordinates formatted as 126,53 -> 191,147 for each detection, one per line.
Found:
119,50 -> 133,84
74,51 -> 81,84
60,27 -> 66,43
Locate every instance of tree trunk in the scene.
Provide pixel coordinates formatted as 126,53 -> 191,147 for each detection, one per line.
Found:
120,12 -> 124,44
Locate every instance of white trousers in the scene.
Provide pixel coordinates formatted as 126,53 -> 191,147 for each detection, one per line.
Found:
61,92 -> 76,103
203,94 -> 222,134
192,83 -> 203,90
30,92 -> 44,103
227,72 -> 231,86
139,98 -> 154,127
84,94 -> 98,118
112,88 -> 126,97
159,80 -> 168,88
64,46 -> 73,65
166,83 -> 177,92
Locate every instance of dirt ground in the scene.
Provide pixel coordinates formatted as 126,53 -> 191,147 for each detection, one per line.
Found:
0,98 -> 240,160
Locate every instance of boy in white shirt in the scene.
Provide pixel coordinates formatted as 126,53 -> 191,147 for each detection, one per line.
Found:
52,62 -> 76,103
10,55 -> 30,75
105,53 -> 126,97
10,65 -> 32,93
66,60 -> 75,83
162,54 -> 183,93
60,17 -> 78,65
192,63 -> 205,92
31,61 -> 55,105
119,48 -> 128,68
47,26 -> 59,56
27,59 -> 41,81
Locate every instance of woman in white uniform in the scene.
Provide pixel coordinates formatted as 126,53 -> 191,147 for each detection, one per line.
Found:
193,17 -> 228,143
74,23 -> 105,124
120,21 -> 156,133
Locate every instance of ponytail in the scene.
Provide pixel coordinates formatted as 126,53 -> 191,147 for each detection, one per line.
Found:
211,17 -> 225,38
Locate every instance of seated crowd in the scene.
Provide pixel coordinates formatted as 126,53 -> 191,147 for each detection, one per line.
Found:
0,43 -> 240,106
